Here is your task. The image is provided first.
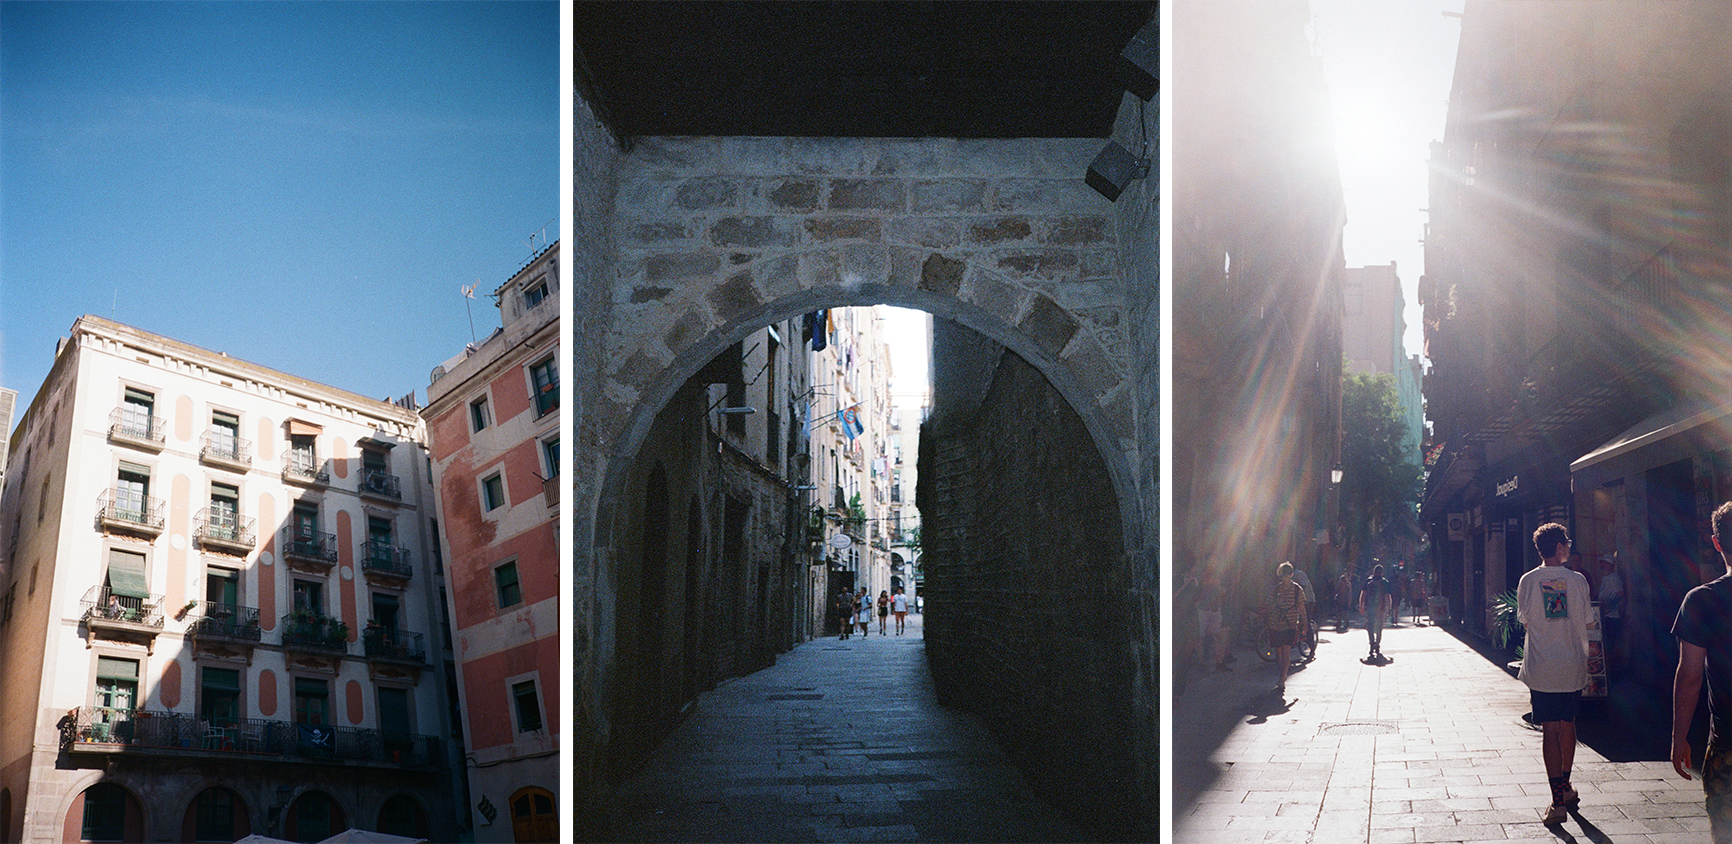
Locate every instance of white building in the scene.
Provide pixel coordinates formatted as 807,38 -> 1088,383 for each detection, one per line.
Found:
0,316 -> 459,843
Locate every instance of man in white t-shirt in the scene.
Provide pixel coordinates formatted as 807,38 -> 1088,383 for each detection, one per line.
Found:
1519,522 -> 1591,826
892,589 -> 909,635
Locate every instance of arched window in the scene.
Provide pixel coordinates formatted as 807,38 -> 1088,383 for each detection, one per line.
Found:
507,786 -> 556,843
182,787 -> 249,843
284,791 -> 345,844
376,794 -> 427,839
70,782 -> 140,843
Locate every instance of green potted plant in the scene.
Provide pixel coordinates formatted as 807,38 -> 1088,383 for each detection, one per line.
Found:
1490,589 -> 1524,668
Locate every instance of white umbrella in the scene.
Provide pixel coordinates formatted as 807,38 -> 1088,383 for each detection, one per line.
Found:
317,830 -> 426,844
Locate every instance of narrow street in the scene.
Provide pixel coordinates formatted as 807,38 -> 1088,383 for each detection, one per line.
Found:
1174,619 -> 1706,843
598,612 -> 1086,843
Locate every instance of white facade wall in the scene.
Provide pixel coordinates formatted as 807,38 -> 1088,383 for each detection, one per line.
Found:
0,316 -> 453,843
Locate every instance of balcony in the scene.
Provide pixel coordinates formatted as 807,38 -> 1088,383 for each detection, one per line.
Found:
199,430 -> 253,472
81,586 -> 165,650
108,408 -> 166,452
96,490 -> 165,538
363,627 -> 426,666
280,528 -> 338,574
195,510 -> 256,556
282,452 -> 329,486
280,611 -> 350,654
187,601 -> 262,646
358,469 -> 401,502
61,707 -> 443,768
360,540 -> 413,584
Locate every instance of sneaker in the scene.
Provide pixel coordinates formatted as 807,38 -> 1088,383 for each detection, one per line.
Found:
1559,787 -> 1580,809
1542,803 -> 1567,825
1274,683 -> 1285,696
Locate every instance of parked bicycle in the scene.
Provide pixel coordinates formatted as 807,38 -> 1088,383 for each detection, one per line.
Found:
1245,607 -> 1316,663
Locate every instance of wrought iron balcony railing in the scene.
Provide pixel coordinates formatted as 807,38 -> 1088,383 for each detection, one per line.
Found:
280,612 -> 350,652
281,528 -> 338,564
61,706 -> 442,767
108,408 -> 166,447
80,586 -> 165,629
360,540 -> 413,579
362,627 -> 426,664
282,451 -> 329,485
195,509 -> 255,551
97,490 -> 166,533
359,469 -> 401,500
187,601 -> 262,642
199,430 -> 253,467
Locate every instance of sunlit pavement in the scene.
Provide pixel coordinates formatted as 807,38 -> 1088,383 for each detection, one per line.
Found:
599,611 -> 1085,843
1173,620 -> 1708,843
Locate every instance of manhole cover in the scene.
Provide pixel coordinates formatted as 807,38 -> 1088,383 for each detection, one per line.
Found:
1321,721 -> 1398,736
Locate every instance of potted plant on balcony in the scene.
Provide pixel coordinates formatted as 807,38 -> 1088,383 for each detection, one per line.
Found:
326,617 -> 350,647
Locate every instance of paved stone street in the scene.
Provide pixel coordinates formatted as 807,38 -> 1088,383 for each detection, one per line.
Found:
1173,619 -> 1709,843
598,612 -> 1085,842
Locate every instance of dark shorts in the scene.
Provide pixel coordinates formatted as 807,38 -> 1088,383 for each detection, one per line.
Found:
1268,627 -> 1297,648
1530,689 -> 1582,723
878,608 -> 888,617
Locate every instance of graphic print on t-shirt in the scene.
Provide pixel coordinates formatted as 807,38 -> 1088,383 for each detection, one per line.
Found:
1542,577 -> 1569,619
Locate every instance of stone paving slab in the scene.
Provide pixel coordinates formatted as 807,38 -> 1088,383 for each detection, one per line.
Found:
598,613 -> 1086,842
1174,622 -> 1709,843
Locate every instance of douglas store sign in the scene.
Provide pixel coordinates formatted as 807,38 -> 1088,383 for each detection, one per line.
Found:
1495,475 -> 1520,498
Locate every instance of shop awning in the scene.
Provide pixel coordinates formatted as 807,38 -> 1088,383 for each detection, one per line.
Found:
286,418 -> 324,437
1571,399 -> 1732,488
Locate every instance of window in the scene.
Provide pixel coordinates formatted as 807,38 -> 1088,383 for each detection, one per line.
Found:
81,782 -> 129,842
208,482 -> 240,540
105,549 -> 149,614
482,473 -> 506,511
210,410 -> 240,459
541,437 -> 560,477
294,677 -> 329,726
368,515 -> 394,549
288,433 -> 317,475
524,279 -> 549,309
512,680 -> 542,732
377,687 -> 411,752
37,478 -> 49,523
121,387 -> 156,438
200,667 -> 240,727
193,788 -> 237,843
530,357 -> 558,416
206,566 -> 238,609
470,396 -> 491,432
115,462 -> 151,522
94,657 -> 138,729
494,561 -> 522,609
363,448 -> 388,474
371,593 -> 400,637
292,579 -> 323,614
292,502 -> 320,539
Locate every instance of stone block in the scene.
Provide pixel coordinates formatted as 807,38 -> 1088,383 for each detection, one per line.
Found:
645,252 -> 722,282
828,179 -> 906,212
1062,333 -> 1128,413
918,254 -> 967,297
911,180 -> 988,213
677,178 -> 739,211
1044,216 -> 1110,246
710,270 -> 763,314
630,286 -> 674,304
967,217 -> 1033,245
711,216 -> 796,248
765,179 -> 821,212
993,178 -> 1103,215
886,217 -> 960,249
804,217 -> 883,243
625,220 -> 691,244
836,244 -> 890,286
1020,294 -> 1080,357
996,250 -> 1080,280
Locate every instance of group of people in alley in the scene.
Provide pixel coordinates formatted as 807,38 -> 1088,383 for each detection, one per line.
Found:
834,585 -> 910,638
1179,503 -> 1732,837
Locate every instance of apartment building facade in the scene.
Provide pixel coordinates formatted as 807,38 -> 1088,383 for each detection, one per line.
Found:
0,316 -> 457,843
424,243 -> 560,843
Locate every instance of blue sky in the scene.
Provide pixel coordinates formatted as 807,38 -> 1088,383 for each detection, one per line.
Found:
1,1 -> 557,425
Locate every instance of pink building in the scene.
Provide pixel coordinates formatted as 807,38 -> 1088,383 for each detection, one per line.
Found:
423,243 -> 560,842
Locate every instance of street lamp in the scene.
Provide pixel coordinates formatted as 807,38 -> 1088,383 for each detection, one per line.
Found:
1331,464 -> 1344,485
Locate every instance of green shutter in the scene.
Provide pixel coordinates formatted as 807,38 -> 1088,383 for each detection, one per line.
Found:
96,657 -> 138,680
106,552 -> 149,599
203,668 -> 240,691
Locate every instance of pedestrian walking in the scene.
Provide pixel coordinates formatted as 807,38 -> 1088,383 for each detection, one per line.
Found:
892,589 -> 908,634
877,590 -> 891,634
1359,563 -> 1392,659
1672,501 -> 1732,842
837,587 -> 854,640
1519,522 -> 1591,825
1292,567 -> 1316,659
1335,571 -> 1353,632
1267,561 -> 1307,696
857,588 -> 872,637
